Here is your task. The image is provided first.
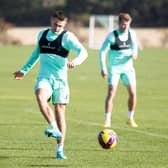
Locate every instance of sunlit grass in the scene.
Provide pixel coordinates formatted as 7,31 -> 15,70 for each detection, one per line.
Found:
0,45 -> 168,168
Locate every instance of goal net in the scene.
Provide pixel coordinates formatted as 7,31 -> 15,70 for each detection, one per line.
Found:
89,15 -> 118,49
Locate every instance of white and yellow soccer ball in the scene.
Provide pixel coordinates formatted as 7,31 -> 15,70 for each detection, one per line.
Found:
98,129 -> 118,149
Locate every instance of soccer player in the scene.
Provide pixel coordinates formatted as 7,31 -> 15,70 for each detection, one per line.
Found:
13,10 -> 88,159
99,13 -> 138,128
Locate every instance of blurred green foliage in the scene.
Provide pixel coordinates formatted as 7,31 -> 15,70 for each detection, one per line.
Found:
0,0 -> 168,27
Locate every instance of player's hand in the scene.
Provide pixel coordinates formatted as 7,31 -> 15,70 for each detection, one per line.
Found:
67,61 -> 75,69
13,71 -> 24,80
101,70 -> 107,79
131,53 -> 138,60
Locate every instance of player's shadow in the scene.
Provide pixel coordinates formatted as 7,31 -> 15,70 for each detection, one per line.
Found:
0,123 -> 45,126
30,165 -> 70,167
0,147 -> 50,151
0,156 -> 71,167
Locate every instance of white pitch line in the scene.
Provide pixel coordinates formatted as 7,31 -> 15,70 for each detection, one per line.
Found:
67,118 -> 168,140
23,110 -> 168,140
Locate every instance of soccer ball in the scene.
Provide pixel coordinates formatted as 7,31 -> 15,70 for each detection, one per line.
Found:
97,129 -> 118,149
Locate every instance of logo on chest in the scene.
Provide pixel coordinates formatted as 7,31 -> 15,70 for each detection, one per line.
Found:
41,42 -> 56,50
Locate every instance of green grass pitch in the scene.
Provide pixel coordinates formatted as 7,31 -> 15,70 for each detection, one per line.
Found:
0,45 -> 168,168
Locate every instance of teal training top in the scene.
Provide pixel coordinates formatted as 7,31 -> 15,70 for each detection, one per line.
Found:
20,28 -> 87,81
99,29 -> 138,71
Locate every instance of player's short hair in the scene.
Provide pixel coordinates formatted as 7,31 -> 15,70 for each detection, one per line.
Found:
51,10 -> 67,21
119,13 -> 132,23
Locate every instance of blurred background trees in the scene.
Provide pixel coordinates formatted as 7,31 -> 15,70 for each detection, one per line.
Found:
0,0 -> 168,27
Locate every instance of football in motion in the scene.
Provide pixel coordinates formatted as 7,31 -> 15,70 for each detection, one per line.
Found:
98,129 -> 118,149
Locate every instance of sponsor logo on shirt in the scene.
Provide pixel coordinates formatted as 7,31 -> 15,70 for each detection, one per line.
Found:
41,43 -> 56,50
119,42 -> 130,48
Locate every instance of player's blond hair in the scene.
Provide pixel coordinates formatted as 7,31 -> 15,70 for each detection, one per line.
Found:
119,13 -> 132,23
